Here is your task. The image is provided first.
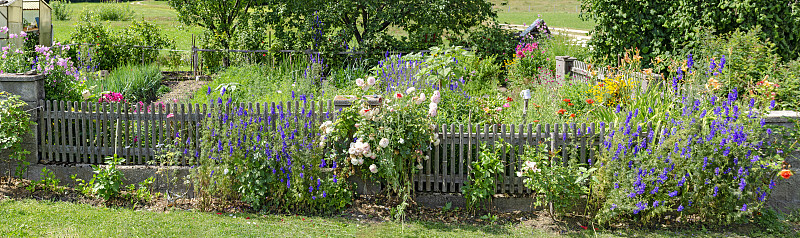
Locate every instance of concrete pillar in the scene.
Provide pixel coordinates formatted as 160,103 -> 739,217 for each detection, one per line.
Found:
764,111 -> 800,213
555,56 -> 577,80
0,74 -> 45,165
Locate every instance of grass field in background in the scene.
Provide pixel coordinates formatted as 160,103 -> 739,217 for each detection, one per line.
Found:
52,0 -> 204,50
490,0 -> 594,30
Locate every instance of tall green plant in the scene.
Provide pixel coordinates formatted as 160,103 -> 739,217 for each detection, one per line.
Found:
462,141 -> 506,211
0,92 -> 32,164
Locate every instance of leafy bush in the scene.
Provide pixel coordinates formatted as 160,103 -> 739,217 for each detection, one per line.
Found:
770,59 -> 800,111
0,92 -> 32,163
591,88 -> 784,225
91,4 -> 135,21
88,64 -> 165,103
581,0 -> 800,63
51,0 -> 73,21
70,16 -> 173,70
90,155 -> 126,201
321,80 -> 438,219
26,168 -> 65,194
462,141 -> 506,211
465,24 -> 517,64
519,143 -> 594,215
191,92 -> 352,213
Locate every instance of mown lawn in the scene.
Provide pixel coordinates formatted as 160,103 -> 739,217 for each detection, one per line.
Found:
0,199 -> 789,237
490,0 -> 595,30
52,0 -> 204,50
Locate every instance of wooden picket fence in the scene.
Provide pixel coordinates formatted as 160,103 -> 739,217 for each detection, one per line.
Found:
39,100 -> 607,194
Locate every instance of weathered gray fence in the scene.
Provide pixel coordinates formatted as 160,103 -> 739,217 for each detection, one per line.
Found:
39,99 -> 610,194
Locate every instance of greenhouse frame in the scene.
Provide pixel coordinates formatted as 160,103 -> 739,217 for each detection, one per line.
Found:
1,0 -> 52,47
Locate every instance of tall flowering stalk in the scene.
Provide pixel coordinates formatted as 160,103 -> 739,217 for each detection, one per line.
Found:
592,88 -> 784,225
191,88 -> 351,213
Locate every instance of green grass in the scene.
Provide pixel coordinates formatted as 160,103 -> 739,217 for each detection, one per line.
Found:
0,199 -> 788,237
490,0 -> 595,30
86,64 -> 166,102
53,0 -> 204,50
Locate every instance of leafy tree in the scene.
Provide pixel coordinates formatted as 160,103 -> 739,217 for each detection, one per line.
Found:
581,0 -> 800,63
168,0 -> 258,66
260,0 -> 496,52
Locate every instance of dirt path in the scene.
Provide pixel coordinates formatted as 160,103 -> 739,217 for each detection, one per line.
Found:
156,80 -> 208,104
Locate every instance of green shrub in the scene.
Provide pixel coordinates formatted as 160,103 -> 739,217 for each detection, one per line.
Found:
91,155 -> 126,201
26,168 -> 65,194
519,143 -> 594,216
591,89 -> 784,225
462,141 -> 506,211
51,0 -> 73,21
88,64 -> 165,103
0,92 -> 32,163
465,23 -> 517,65
771,59 -> 800,111
70,16 -> 173,70
92,4 -> 135,21
581,0 -> 800,63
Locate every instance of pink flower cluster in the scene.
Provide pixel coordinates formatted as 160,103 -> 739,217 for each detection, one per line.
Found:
515,42 -> 540,58
98,92 -> 124,103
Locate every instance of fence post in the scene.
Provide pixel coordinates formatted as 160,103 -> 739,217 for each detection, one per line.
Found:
555,56 -> 577,80
0,73 -> 46,165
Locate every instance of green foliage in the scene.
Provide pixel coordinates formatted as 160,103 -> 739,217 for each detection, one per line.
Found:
169,0 -> 255,68
26,168 -> 65,194
591,91 -> 783,225
464,24 -> 517,65
581,0 -> 800,64
462,141 -> 506,211
322,84 -> 437,219
693,28 -> 779,98
87,64 -> 166,102
90,155 -> 126,201
0,92 -> 31,163
771,59 -> 800,111
69,16 -> 174,70
51,0 -> 73,21
262,0 -> 495,55
123,177 -> 155,204
89,3 -> 135,21
519,143 -> 593,215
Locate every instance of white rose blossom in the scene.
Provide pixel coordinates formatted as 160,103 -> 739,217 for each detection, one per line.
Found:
406,87 -> 415,95
431,90 -> 441,104
369,164 -> 378,173
367,76 -> 376,86
379,138 -> 390,148
356,78 -> 366,87
399,138 -> 405,144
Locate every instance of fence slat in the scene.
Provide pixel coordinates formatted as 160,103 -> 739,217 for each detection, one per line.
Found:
458,124 -> 464,193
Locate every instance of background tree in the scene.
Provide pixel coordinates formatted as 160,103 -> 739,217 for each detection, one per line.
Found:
168,0 -> 258,66
261,0 -> 496,52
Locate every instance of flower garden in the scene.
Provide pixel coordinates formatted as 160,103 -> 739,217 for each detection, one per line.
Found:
2,0 -> 800,236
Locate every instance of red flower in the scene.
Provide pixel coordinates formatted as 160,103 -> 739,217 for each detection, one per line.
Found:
557,109 -> 567,114
506,97 -> 513,102
563,99 -> 571,103
395,93 -> 403,98
581,226 -> 587,230
570,113 -> 576,118
779,169 -> 793,179
586,99 -> 595,104
568,103 -> 574,106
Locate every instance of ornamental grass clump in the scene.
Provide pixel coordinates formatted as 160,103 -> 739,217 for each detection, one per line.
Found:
592,88 -> 785,225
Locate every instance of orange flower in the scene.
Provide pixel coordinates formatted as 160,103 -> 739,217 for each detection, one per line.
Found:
533,120 -> 540,123
779,169 -> 794,179
506,97 -> 513,102
586,99 -> 595,104
563,99 -> 571,103
557,109 -> 567,114
568,103 -> 574,106
570,113 -> 576,118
